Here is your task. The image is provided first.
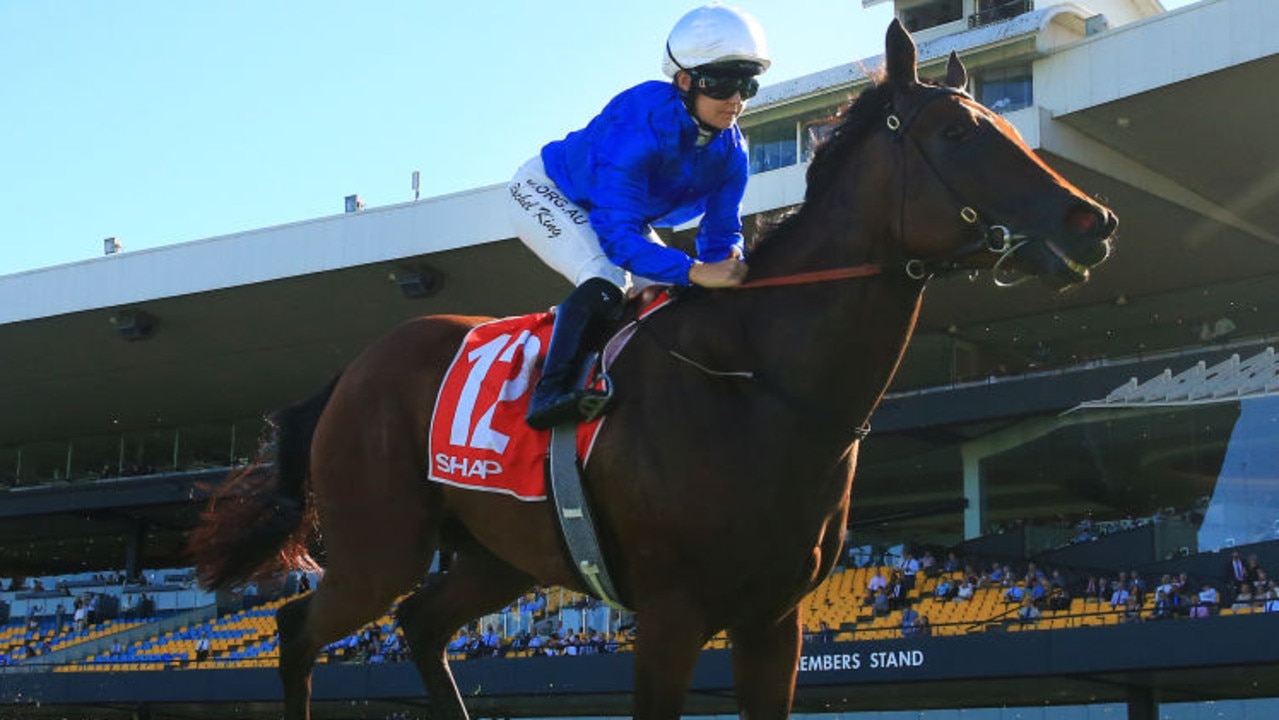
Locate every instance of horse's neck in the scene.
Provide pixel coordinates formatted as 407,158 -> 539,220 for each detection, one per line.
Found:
737,212 -> 923,444
746,265 -> 921,421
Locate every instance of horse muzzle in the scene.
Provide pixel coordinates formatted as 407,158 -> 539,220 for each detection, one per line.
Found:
996,202 -> 1117,289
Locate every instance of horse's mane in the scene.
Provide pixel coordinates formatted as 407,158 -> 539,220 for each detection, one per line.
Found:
749,76 -> 893,259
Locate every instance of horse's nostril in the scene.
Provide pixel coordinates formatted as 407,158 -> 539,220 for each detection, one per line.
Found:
1065,203 -> 1102,235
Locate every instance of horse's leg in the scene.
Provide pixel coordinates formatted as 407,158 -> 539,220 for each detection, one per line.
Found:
277,389 -> 442,719
276,593 -> 319,720
726,607 -> 804,720
394,535 -> 533,720
631,602 -> 710,720
278,567 -> 424,720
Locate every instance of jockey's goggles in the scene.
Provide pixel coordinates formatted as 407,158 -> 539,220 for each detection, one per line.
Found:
690,72 -> 759,100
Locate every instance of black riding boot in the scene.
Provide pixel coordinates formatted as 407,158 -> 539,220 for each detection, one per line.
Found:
526,277 -> 624,430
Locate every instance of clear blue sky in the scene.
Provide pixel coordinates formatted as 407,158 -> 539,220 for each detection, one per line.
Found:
0,1 -> 1196,276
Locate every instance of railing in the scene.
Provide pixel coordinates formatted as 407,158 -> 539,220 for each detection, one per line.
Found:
968,0 -> 1034,29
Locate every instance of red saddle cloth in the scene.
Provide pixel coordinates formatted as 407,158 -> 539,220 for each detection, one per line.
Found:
427,292 -> 673,501
427,312 -> 603,501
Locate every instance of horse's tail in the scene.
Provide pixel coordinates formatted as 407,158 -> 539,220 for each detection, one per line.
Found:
187,375 -> 340,591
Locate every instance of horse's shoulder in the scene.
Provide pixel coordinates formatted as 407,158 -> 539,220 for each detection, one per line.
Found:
401,313 -> 494,337
364,314 -> 494,364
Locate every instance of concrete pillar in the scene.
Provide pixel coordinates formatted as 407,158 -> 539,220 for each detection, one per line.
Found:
1127,685 -> 1158,720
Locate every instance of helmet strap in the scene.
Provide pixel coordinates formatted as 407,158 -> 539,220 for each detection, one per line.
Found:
676,80 -> 723,139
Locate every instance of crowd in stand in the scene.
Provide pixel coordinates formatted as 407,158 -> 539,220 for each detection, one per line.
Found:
324,624 -> 409,664
446,624 -> 633,659
6,536 -> 1279,669
852,543 -> 1279,639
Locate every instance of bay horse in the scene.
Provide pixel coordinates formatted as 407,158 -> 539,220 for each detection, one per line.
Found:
189,20 -> 1117,720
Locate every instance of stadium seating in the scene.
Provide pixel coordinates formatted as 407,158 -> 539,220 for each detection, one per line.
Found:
20,558 -> 1271,673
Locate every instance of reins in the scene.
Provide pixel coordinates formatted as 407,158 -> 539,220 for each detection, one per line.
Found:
734,263 -> 886,289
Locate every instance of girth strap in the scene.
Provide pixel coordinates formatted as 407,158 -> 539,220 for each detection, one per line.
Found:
549,424 -> 628,611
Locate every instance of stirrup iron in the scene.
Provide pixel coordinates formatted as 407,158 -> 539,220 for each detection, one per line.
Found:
576,373 -> 614,422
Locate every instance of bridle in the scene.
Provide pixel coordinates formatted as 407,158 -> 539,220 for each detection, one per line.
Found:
737,84 -> 1033,291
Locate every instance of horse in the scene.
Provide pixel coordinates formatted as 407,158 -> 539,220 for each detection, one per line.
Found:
188,20 -> 1117,720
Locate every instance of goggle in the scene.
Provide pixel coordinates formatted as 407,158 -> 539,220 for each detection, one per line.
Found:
690,72 -> 759,101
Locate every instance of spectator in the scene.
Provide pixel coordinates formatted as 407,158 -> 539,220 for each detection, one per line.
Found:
899,552 -> 920,593
919,550 -> 938,577
1197,583 -> 1219,608
73,600 -> 87,632
955,577 -> 975,602
1083,575 -> 1101,600
871,589 -> 890,618
1264,589 -> 1279,613
122,594 -> 138,621
942,552 -> 962,575
1022,562 -> 1043,586
1228,550 -> 1247,590
1190,583 -> 1218,618
988,563 -> 1006,585
887,571 -> 907,610
242,582 -> 260,609
1150,589 -> 1175,621
1173,572 -> 1191,598
1017,595 -> 1040,624
446,629 -> 472,656
1109,582 -> 1130,610
195,634 -> 211,663
915,614 -> 932,637
480,624 -> 501,656
900,605 -> 921,637
1003,582 -> 1025,605
934,576 -> 955,600
1096,577 -> 1113,603
1231,582 -> 1255,611
1128,571 -> 1146,604
1254,568 -> 1273,598
814,621 -> 834,644
1120,594 -> 1143,624
1030,578 -> 1050,606
865,570 -> 887,605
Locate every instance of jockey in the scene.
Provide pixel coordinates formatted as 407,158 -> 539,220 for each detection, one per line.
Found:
507,3 -> 770,430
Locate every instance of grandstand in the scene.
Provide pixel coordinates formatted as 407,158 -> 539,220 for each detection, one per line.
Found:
4,0 -> 1279,717
7,551 -> 1279,717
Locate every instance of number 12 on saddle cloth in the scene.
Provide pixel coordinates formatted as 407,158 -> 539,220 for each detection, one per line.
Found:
427,291 -> 673,501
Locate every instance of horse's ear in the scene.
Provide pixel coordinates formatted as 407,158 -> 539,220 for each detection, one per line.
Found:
885,19 -> 920,91
945,51 -> 968,90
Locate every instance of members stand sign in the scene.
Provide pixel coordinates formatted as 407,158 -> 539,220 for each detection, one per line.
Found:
799,649 -> 926,674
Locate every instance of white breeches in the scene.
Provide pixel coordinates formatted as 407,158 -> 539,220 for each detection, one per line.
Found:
507,156 -> 662,291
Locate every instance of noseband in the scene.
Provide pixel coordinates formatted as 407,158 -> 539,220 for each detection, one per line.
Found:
738,85 -> 1031,291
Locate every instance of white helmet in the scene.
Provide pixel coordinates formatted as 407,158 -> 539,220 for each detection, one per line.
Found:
662,3 -> 771,78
